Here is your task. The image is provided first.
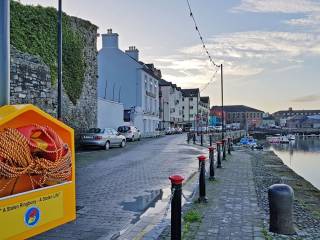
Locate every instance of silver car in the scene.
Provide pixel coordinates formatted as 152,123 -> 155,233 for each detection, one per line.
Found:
117,126 -> 141,141
79,128 -> 126,150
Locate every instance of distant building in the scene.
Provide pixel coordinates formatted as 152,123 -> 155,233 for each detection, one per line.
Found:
98,29 -> 160,134
286,115 -> 320,129
159,79 -> 183,129
182,88 -> 200,130
210,105 -> 264,129
199,96 -> 210,126
261,115 -> 276,128
273,107 -> 320,119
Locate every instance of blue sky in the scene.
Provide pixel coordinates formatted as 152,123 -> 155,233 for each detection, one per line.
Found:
20,0 -> 320,113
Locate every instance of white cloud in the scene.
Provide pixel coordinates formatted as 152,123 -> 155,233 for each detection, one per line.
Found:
152,30 -> 320,89
233,0 -> 320,29
232,0 -> 320,14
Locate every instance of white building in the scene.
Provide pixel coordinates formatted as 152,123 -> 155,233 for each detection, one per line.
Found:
199,96 -> 210,127
97,98 -> 124,130
182,88 -> 200,130
98,29 -> 160,134
159,79 -> 183,129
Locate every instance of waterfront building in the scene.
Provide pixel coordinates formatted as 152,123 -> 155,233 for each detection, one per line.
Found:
199,96 -> 210,127
158,79 -> 183,129
286,115 -> 320,129
273,107 -> 320,118
210,105 -> 264,129
261,115 -> 276,128
98,29 -> 160,134
182,88 -> 200,130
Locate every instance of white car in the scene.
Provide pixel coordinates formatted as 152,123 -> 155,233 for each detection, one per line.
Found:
117,126 -> 141,141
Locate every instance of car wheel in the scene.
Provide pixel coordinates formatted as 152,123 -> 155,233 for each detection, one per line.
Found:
120,140 -> 126,148
104,141 -> 110,150
131,135 -> 135,142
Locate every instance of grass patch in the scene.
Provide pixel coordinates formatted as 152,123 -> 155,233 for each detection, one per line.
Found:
183,209 -> 202,223
261,227 -> 273,240
182,210 -> 202,239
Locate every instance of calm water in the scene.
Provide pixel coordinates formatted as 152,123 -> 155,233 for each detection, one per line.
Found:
268,137 -> 320,190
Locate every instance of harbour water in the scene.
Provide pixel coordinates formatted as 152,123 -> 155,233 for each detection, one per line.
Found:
268,136 -> 320,190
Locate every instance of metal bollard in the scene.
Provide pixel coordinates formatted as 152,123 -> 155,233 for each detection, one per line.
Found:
222,139 -> 226,160
208,147 -> 215,180
217,142 -> 222,168
169,175 -> 184,240
197,155 -> 208,203
209,135 -> 212,146
227,138 -> 231,155
268,184 -> 295,235
193,133 -> 196,144
200,133 -> 203,146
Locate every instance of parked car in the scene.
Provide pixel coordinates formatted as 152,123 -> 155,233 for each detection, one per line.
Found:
79,128 -> 126,150
117,126 -> 141,141
175,127 -> 183,134
165,127 -> 172,135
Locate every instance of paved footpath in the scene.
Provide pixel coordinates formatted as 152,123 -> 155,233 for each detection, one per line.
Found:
33,134 -> 206,240
162,149 -> 265,240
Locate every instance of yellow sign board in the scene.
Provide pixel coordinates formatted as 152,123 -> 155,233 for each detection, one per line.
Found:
0,191 -> 63,239
0,105 -> 76,240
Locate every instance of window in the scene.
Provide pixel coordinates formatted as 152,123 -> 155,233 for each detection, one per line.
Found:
190,106 -> 194,109
190,98 -> 193,101
182,106 -> 184,110
190,114 -> 193,118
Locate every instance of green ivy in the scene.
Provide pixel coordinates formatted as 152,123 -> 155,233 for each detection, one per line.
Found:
10,0 -> 86,104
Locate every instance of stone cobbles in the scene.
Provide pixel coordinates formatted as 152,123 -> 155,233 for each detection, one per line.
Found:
159,148 -> 264,240
250,150 -> 320,240
32,135 -> 205,240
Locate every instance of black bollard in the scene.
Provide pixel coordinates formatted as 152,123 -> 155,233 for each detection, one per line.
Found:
268,184 -> 295,235
197,155 -> 208,203
193,133 -> 196,144
169,175 -> 184,240
208,147 -> 215,180
222,139 -> 227,160
227,138 -> 231,155
217,142 -> 222,168
187,133 -> 190,144
209,135 -> 212,146
200,133 -> 203,146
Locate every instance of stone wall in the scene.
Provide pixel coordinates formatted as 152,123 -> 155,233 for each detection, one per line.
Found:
10,17 -> 98,134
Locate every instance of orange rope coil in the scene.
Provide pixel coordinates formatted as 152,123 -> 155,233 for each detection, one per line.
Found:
0,124 -> 72,197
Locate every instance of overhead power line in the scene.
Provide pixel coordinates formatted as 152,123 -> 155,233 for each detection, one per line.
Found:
200,66 -> 220,92
186,0 -> 221,92
186,0 -> 221,69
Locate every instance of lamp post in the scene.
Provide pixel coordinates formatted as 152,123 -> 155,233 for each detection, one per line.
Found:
0,0 -> 10,107
221,64 -> 224,141
57,0 -> 62,119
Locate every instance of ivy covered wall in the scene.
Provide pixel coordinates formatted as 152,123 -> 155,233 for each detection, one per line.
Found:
10,0 -> 98,133
11,0 -> 86,104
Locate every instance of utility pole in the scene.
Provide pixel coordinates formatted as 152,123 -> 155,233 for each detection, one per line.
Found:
0,0 -> 10,106
57,0 -> 62,119
221,64 -> 224,141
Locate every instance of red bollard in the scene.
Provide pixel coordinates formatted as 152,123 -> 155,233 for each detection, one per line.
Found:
169,175 -> 184,240
197,155 -> 208,203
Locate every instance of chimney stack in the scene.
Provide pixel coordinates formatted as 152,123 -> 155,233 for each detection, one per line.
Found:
102,28 -> 119,49
125,46 -> 139,61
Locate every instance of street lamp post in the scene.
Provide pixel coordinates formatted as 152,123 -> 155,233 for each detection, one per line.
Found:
0,0 -> 10,106
57,0 -> 62,119
221,64 -> 224,141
